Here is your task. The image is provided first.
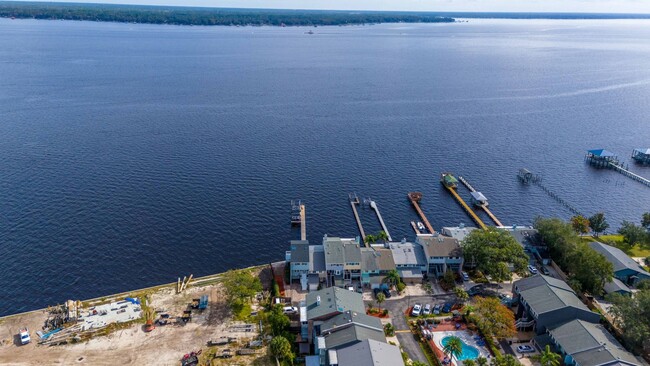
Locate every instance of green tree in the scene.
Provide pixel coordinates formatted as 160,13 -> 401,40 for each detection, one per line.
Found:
470,297 -> 516,340
442,336 -> 463,363
364,234 -> 377,245
222,269 -> 262,319
619,221 -> 649,246
453,286 -> 469,304
534,217 -> 578,267
491,262 -> 512,283
270,336 -> 294,365
441,269 -> 457,290
490,355 -> 521,366
411,362 -> 428,366
464,361 -> 477,366
268,305 -> 290,336
462,228 -> 528,279
383,322 -> 395,336
532,345 -> 561,366
637,280 -> 650,290
570,215 -> 590,234
535,217 -> 613,295
476,356 -> 489,366
377,231 -> 389,243
589,212 -> 609,237
642,212 -> 650,230
384,269 -> 401,287
567,241 -> 613,295
606,290 -> 650,349
376,292 -> 386,311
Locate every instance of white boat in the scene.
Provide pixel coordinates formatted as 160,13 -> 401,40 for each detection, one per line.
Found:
417,222 -> 425,231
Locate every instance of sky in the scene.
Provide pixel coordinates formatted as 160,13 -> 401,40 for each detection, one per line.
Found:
10,0 -> 650,13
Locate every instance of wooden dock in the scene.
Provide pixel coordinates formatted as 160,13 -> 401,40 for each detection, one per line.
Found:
300,204 -> 306,241
349,193 -> 367,244
409,221 -> 420,235
458,175 -> 503,227
367,199 -> 392,241
443,185 -> 487,230
407,192 -> 435,234
610,163 -> 650,187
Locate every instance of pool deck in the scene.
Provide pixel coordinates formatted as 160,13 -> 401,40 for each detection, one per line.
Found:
430,330 -> 492,365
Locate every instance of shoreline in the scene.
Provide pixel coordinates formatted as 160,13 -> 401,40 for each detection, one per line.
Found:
0,263 -> 268,321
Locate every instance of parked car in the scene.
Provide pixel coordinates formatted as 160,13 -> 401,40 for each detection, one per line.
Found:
462,272 -> 470,281
498,293 -> 515,306
423,304 -> 431,315
517,345 -> 535,353
382,288 -> 392,298
411,304 -> 422,317
19,328 -> 30,345
527,265 -> 538,274
441,303 -> 452,313
283,306 -> 298,314
541,266 -> 550,275
433,304 -> 441,315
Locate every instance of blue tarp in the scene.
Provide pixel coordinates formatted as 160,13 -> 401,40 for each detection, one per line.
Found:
125,297 -> 141,305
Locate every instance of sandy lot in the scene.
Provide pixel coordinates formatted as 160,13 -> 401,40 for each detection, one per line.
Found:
0,270 -> 274,366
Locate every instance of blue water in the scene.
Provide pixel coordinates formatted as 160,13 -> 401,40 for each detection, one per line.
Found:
1,19 -> 650,316
442,336 -> 480,360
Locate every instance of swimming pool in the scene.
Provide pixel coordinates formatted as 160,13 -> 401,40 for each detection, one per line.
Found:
441,336 -> 480,360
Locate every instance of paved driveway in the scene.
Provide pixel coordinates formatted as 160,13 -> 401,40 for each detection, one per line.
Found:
371,293 -> 457,364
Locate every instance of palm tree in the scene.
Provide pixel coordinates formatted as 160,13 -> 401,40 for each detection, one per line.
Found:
377,230 -> 389,243
376,292 -> 386,311
364,234 -> 377,245
476,356 -> 489,366
384,269 -> 401,288
442,336 -> 463,364
533,345 -> 561,366
464,361 -> 477,366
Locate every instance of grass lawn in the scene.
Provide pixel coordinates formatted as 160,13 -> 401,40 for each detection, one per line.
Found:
581,235 -> 650,258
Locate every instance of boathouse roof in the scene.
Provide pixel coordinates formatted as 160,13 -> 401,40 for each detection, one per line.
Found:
588,149 -> 616,157
633,148 -> 650,155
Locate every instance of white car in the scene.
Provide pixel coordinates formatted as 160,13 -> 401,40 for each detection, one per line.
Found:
527,265 -> 538,274
19,328 -> 30,345
282,306 -> 298,314
517,345 -> 535,353
411,304 -> 422,317
423,304 -> 431,315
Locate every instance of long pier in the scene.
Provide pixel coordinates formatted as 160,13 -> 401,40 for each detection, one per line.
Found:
349,193 -> 367,244
443,185 -> 487,230
367,199 -> 392,241
610,163 -> 650,187
458,176 -> 503,226
407,192 -> 435,234
300,204 -> 306,241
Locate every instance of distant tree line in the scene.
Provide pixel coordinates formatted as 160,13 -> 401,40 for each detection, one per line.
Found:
0,2 -> 455,26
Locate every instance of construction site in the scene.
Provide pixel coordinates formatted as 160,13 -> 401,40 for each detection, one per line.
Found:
0,266 -> 274,366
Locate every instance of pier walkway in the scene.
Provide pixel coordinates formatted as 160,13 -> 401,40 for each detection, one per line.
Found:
349,193 -> 367,244
610,163 -> 650,187
407,192 -> 435,234
367,199 -> 392,241
458,176 -> 503,226
300,204 -> 306,241
443,185 -> 487,230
